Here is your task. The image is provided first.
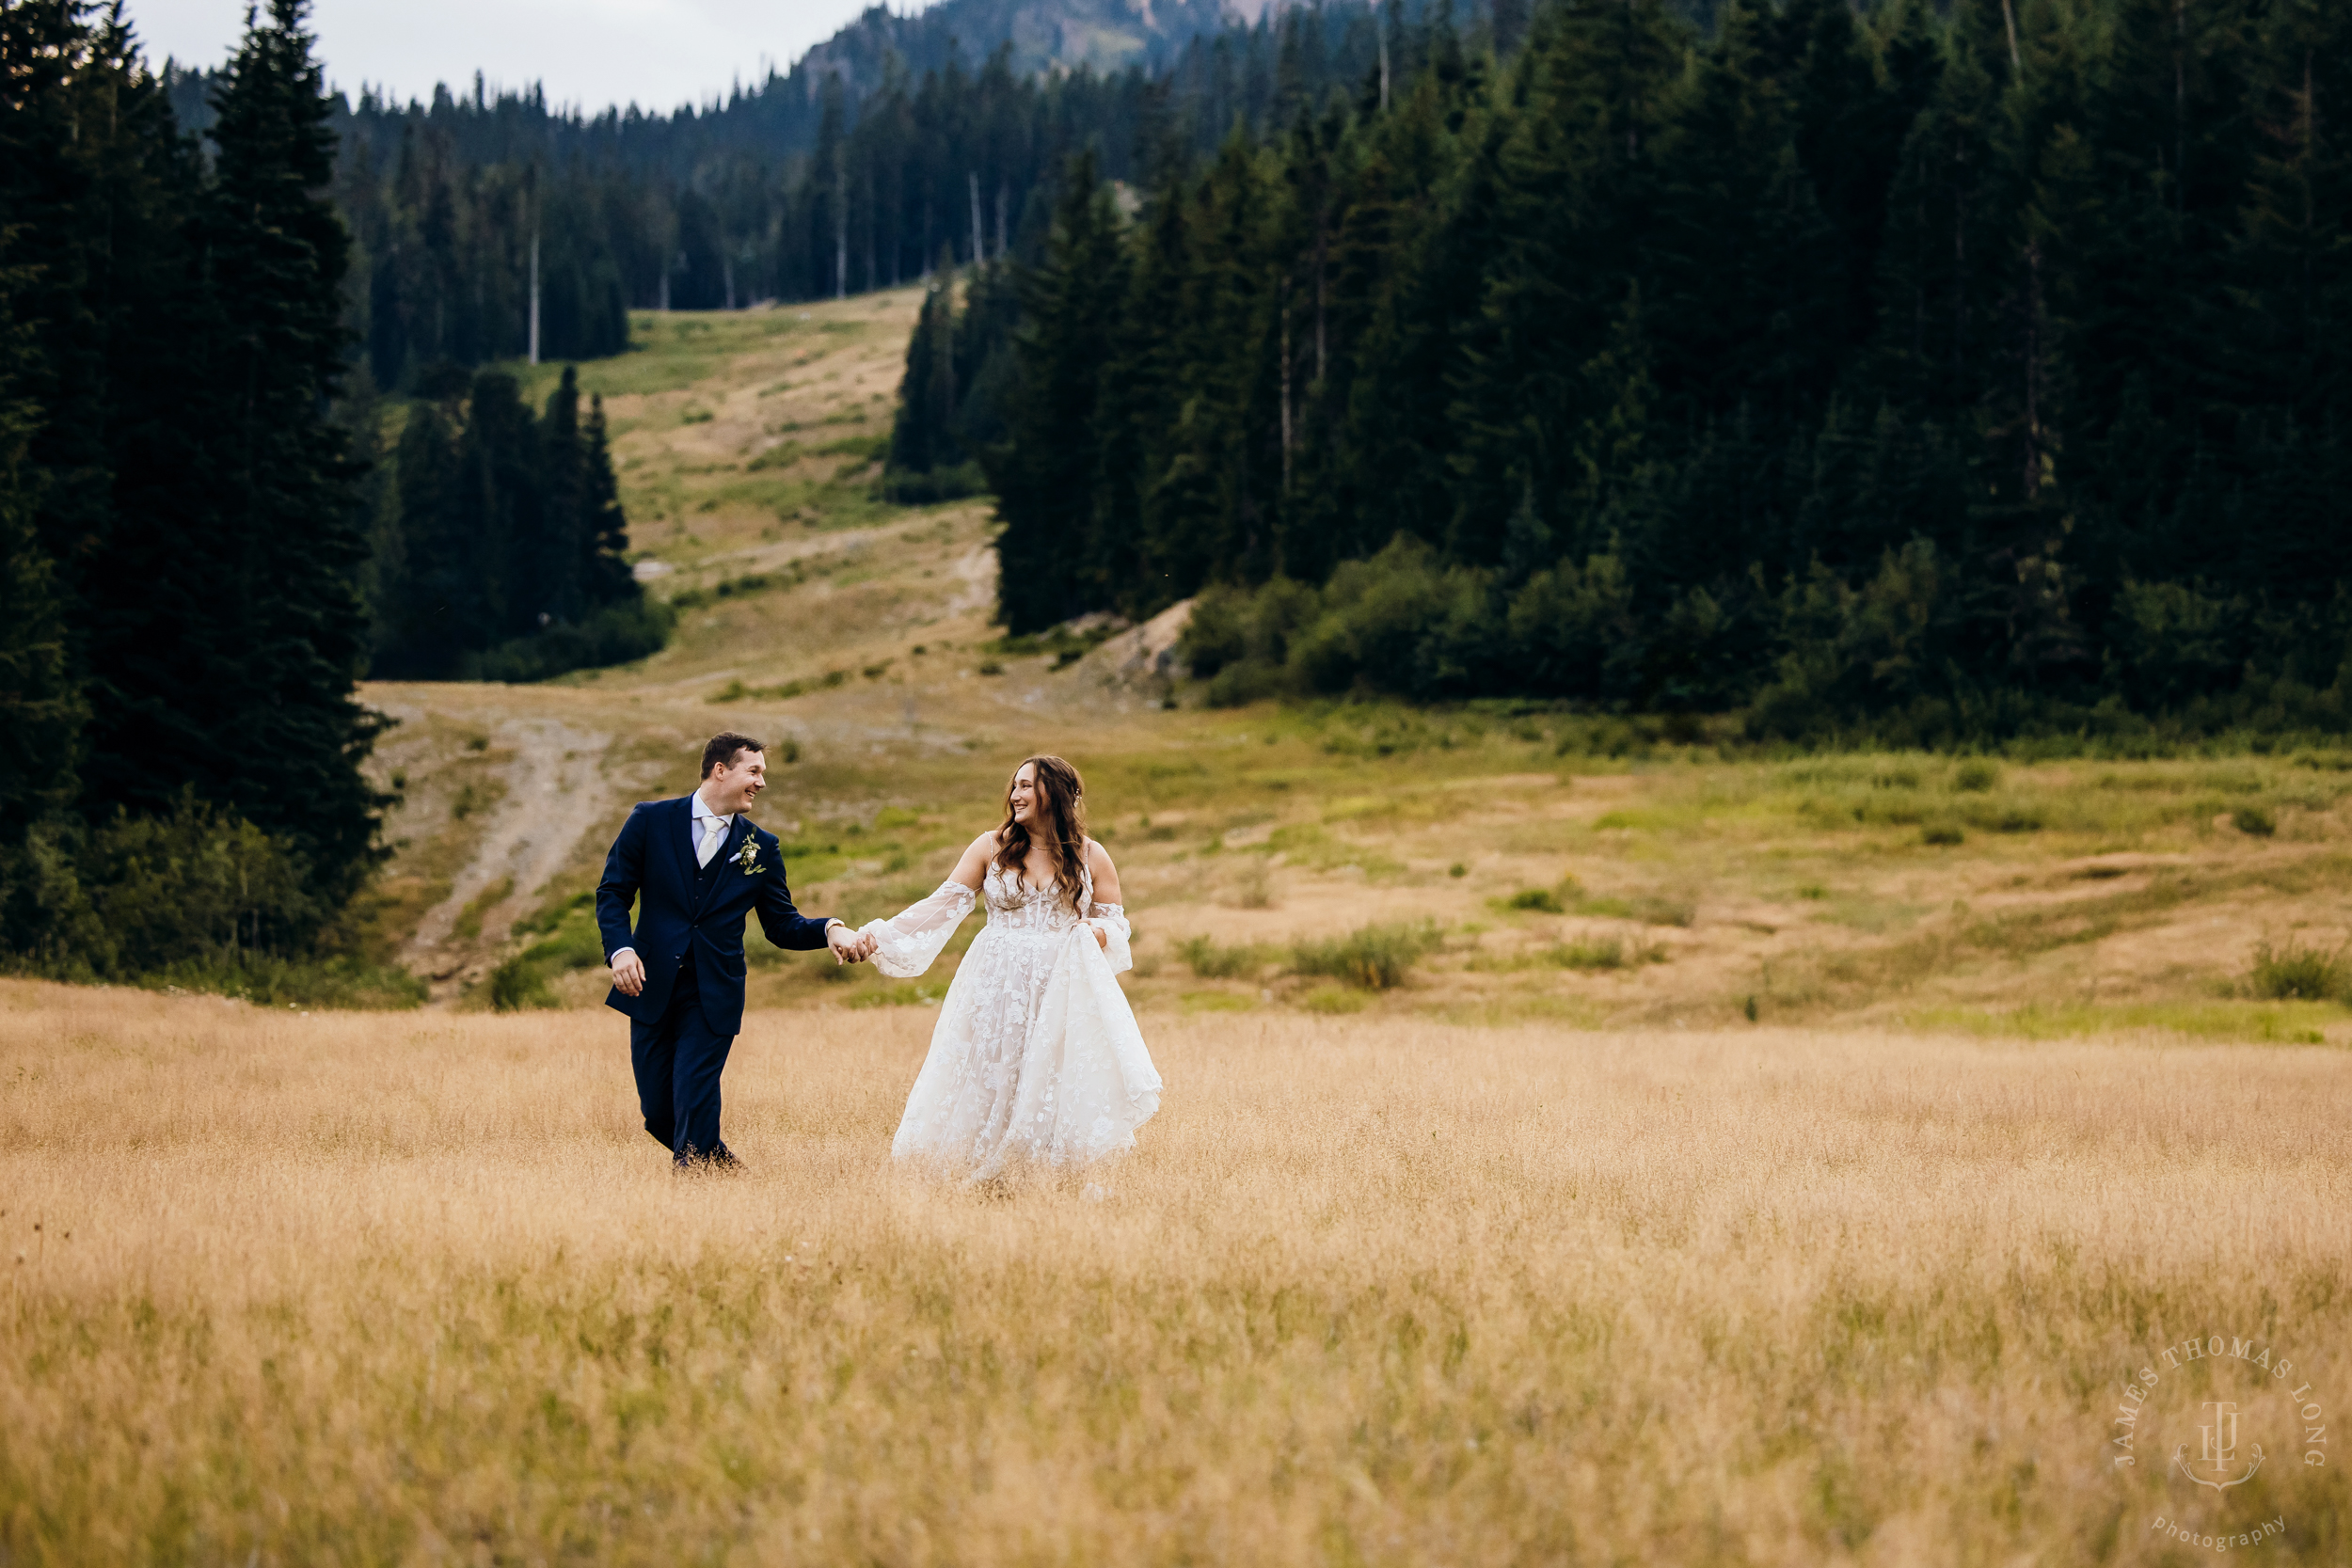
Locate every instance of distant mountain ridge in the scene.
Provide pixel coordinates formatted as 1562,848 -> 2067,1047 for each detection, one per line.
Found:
795,0 -> 1248,101
168,0 -> 1272,156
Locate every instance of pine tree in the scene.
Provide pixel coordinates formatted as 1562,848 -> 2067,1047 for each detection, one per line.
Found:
890,268 -> 961,476
985,150 -> 1126,633
1446,0 -> 1683,569
0,259 -> 84,849
577,390 -> 634,609
536,367 -> 589,625
385,393 -> 468,674
142,0 -> 381,902
1145,130 -> 1281,591
460,371 -> 541,641
1,0 -> 188,665
1103,166 -> 1199,608
1332,73 -> 1481,566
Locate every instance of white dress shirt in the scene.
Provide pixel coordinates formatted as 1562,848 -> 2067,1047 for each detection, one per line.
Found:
610,787 -> 837,969
689,789 -> 734,867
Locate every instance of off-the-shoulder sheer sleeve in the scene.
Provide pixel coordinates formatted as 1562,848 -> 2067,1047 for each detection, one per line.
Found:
862,879 -> 977,977
1083,899 -> 1133,975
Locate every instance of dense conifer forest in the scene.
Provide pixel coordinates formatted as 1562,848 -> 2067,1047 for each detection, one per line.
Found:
361,364 -> 654,681
962,0 -> 2352,739
1,0 -> 396,985
157,1 -> 1412,387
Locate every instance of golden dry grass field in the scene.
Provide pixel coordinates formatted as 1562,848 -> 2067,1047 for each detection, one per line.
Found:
4,983 -> 2347,1565
8,293 -> 2352,1562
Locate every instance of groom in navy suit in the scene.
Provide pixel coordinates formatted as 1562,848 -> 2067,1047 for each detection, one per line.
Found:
597,731 -> 869,1168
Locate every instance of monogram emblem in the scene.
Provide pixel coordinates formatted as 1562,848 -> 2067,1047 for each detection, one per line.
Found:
2174,1401 -> 2264,1491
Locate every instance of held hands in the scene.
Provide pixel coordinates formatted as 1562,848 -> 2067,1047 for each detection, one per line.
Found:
610,931 -> 871,990
827,923 -> 880,965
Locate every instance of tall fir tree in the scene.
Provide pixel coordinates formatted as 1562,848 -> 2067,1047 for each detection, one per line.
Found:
984,150 -> 1127,633
0,256 -> 84,855
83,0 -> 385,904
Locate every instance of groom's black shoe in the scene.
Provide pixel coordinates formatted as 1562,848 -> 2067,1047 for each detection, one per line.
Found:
674,1142 -> 744,1174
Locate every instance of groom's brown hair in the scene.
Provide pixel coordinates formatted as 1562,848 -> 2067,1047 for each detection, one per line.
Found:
701,732 -> 765,777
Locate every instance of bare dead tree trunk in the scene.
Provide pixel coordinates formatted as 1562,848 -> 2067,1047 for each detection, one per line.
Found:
834,145 -> 849,299
996,182 -> 1009,261
527,230 -> 540,363
969,171 -> 984,264
1377,27 -> 1390,111
2001,0 -> 2021,72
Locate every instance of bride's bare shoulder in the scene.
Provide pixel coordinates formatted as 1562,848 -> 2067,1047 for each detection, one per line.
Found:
945,830 -> 1001,890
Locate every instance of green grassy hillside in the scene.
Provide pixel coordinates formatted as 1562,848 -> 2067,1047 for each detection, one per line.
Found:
358,292 -> 2352,1045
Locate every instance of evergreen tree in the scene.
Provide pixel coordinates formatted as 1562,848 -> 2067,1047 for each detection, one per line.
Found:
377,367 -> 642,677
577,390 -> 634,609
890,267 -> 963,476
0,259 -> 84,849
104,0 -> 384,903
985,150 -> 1126,633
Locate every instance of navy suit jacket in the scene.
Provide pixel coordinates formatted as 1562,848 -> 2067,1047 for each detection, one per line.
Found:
596,796 -> 834,1037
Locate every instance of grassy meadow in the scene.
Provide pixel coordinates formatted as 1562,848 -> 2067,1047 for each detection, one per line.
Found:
8,293 -> 2352,1562
4,983 -> 2347,1565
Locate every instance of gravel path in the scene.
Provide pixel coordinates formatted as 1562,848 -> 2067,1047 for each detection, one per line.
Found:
395,715 -> 615,990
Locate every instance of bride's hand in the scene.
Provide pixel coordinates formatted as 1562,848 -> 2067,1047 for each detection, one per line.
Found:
1091,925 -> 1108,951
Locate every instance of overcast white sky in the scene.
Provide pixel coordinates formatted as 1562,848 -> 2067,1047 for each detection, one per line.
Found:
132,0 -> 913,114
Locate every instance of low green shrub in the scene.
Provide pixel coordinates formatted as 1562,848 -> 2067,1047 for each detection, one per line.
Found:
1951,758 -> 2001,792
1625,893 -> 1695,927
1299,985 -> 1371,1014
146,953 -> 426,1008
1290,921 -> 1442,990
1,793 -> 424,1007
881,461 -> 986,503
2233,805 -> 2277,836
1177,936 -> 1264,980
487,955 -> 558,1011
468,600 -> 674,684
1547,936 -> 1666,971
2249,936 -> 2345,1001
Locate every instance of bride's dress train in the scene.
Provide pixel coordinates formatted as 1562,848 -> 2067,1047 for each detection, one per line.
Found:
860,857 -> 1161,1178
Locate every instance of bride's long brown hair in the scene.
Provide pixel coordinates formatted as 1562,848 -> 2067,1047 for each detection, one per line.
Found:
994,754 -> 1089,911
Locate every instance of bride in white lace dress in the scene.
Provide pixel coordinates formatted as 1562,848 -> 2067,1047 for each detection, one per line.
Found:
856,755 -> 1162,1178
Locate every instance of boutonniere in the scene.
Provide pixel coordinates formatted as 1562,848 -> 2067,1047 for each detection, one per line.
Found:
734,836 -> 766,875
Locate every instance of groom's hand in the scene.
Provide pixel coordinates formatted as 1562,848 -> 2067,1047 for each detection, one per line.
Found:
610,949 -> 645,996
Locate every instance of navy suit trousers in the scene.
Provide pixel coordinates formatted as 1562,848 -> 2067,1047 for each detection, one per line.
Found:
630,951 -> 735,1164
